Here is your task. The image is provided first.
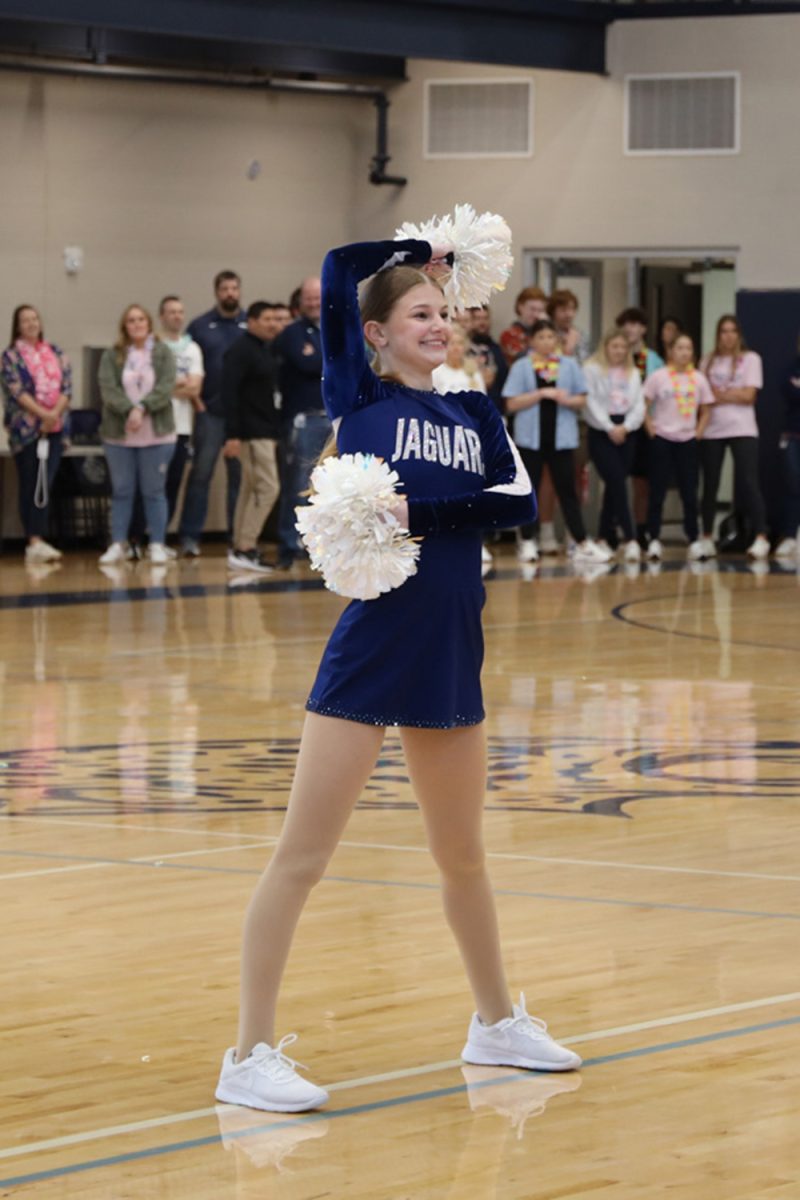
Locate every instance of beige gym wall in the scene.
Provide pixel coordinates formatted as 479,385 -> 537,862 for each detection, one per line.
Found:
356,14 -> 800,326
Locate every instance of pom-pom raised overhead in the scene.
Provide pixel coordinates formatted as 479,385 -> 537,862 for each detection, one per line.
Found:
395,204 -> 513,313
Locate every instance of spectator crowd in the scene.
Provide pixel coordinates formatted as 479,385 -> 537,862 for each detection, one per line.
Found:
2,269 -> 800,575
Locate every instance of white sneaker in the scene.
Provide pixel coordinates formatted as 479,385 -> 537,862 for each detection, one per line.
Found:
687,540 -> 705,561
481,545 -> 494,567
700,537 -> 717,559
573,539 -> 612,563
517,538 -> 539,563
99,542 -> 128,565
228,549 -> 274,574
148,543 -> 170,565
462,994 -> 581,1073
623,540 -> 641,563
774,537 -> 798,558
215,1035 -> 329,1113
747,534 -> 770,560
539,531 -> 560,555
25,540 -> 62,563
646,539 -> 662,560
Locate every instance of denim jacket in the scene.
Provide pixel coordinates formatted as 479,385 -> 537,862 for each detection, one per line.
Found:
502,354 -> 587,451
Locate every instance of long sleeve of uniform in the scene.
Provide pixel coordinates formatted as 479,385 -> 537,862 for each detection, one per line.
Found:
407,393 -> 536,535
320,239 -> 432,421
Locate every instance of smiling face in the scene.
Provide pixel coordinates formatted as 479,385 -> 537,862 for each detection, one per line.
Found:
364,280 -> 450,378
124,307 -> 151,346
17,307 -> 41,343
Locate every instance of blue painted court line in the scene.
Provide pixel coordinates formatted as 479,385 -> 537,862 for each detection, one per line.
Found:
2,848 -> 799,923
1,1014 -> 798,1189
0,558 -> 771,613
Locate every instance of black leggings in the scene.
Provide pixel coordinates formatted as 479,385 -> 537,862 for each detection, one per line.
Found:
588,426 -> 636,543
699,436 -> 766,537
518,445 -> 586,542
647,436 -> 699,543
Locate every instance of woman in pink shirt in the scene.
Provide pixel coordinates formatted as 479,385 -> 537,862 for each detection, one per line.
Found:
699,315 -> 769,560
643,333 -> 714,561
97,305 -> 176,566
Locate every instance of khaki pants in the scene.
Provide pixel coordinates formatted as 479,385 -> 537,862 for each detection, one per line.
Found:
233,438 -> 280,550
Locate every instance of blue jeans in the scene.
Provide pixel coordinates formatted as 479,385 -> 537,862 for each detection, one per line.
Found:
104,442 -> 175,545
14,433 -> 64,540
178,410 -> 241,541
781,436 -> 800,538
278,412 -> 332,557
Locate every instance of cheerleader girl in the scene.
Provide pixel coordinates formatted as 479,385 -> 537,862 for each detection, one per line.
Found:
583,330 -> 646,561
215,239 -> 581,1114
699,315 -> 769,559
502,319 -> 611,564
642,333 -> 714,560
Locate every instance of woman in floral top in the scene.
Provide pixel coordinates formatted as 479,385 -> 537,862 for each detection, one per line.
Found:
97,305 -> 176,567
1,305 -> 72,563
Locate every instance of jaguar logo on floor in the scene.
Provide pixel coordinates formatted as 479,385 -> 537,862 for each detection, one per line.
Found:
1,736 -> 796,819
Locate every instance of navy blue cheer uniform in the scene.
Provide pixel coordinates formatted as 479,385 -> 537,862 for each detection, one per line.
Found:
306,240 -> 536,729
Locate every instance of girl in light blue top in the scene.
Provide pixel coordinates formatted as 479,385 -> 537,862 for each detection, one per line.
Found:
502,319 -> 611,564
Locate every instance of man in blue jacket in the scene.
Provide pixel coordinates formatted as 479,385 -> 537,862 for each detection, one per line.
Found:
178,270 -> 248,556
273,276 -> 330,568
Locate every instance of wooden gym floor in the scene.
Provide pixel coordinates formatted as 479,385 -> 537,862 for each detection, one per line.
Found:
0,546 -> 798,1197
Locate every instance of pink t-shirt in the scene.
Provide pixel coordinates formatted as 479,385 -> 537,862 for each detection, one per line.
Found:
700,351 -> 762,439
643,367 -> 714,443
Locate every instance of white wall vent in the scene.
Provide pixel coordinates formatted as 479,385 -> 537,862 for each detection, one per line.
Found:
625,73 -> 739,155
424,79 -> 533,159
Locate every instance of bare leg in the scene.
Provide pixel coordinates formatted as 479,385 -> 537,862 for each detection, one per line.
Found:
400,723 -> 512,1026
236,713 -> 385,1058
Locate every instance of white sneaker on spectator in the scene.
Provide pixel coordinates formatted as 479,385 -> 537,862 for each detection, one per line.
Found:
517,538 -> 539,563
228,549 -> 274,574
646,539 -> 663,560
539,530 -> 560,555
99,542 -> 128,565
774,537 -> 798,558
462,994 -> 581,1073
700,537 -> 717,558
747,534 -> 770,560
215,1035 -> 329,1113
623,540 -> 641,563
148,543 -> 170,565
180,537 -> 201,558
687,540 -> 705,561
25,540 -> 62,564
573,539 -> 612,563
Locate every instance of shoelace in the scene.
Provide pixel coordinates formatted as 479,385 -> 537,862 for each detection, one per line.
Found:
251,1033 -> 308,1081
502,992 -> 550,1040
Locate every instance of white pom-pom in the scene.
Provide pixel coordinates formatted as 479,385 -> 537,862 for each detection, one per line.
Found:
295,453 -> 421,601
395,203 -> 513,313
